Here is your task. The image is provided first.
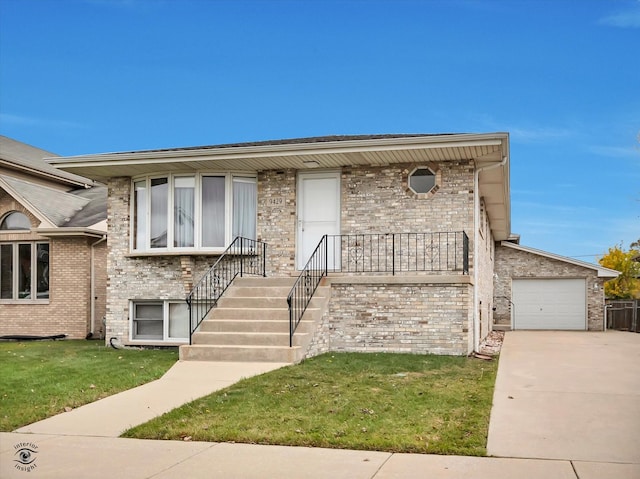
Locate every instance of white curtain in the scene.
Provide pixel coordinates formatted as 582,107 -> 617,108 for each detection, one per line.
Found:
169,302 -> 189,339
174,177 -> 195,247
201,176 -> 225,247
233,178 -> 257,239
134,181 -> 147,249
150,178 -> 168,248
0,244 -> 13,299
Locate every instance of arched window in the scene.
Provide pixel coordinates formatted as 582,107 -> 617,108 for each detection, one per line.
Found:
0,211 -> 31,230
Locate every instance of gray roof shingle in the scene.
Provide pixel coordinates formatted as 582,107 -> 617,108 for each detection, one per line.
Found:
1,176 -> 90,227
0,135 -> 94,187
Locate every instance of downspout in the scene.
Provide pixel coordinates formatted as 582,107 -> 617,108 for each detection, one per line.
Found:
473,156 -> 507,352
90,235 -> 107,337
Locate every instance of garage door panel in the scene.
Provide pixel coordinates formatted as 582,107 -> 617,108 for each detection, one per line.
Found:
512,279 -> 586,330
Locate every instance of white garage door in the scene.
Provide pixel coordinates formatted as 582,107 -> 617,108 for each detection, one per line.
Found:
512,279 -> 586,330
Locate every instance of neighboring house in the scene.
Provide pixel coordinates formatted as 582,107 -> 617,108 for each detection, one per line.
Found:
0,136 -> 107,339
47,133 -> 618,360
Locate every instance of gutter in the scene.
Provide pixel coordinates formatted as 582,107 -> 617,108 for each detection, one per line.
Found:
473,155 -> 508,352
0,160 -> 94,189
35,227 -> 106,239
90,235 -> 107,337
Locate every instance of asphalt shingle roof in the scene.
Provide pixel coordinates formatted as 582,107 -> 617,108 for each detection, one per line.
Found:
64,185 -> 107,228
1,176 -> 90,227
0,135 -> 94,186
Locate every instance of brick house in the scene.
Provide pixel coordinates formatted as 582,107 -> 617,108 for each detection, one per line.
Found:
0,136 -> 107,339
49,133 -> 618,360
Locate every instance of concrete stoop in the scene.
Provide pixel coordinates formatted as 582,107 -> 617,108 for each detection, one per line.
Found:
493,322 -> 512,332
180,276 -> 329,363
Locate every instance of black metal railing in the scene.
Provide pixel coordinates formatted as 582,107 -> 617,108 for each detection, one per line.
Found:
325,231 -> 469,274
287,231 -> 469,346
287,235 -> 328,347
186,237 -> 267,344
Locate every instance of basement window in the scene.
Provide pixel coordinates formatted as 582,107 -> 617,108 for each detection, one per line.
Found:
408,168 -> 436,194
130,300 -> 189,342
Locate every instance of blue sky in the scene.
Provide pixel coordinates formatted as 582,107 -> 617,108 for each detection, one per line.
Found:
1,0 -> 638,261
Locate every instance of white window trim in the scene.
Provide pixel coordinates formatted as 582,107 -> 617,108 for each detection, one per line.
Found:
129,299 -> 189,343
407,166 -> 437,196
130,172 -> 257,254
0,241 -> 50,303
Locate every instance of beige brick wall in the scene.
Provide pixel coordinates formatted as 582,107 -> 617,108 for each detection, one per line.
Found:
476,199 -> 495,345
106,178 -> 220,344
494,244 -> 606,330
306,280 -> 473,356
257,162 -> 475,275
0,235 -> 95,339
257,169 -> 297,275
341,162 -> 473,236
105,161 -> 483,349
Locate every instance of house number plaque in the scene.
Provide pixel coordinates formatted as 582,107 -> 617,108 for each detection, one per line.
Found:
265,197 -> 285,207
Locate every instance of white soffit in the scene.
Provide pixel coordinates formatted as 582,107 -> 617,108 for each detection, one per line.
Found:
48,133 -> 511,239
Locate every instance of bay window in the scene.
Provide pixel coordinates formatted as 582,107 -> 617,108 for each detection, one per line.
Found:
131,174 -> 256,252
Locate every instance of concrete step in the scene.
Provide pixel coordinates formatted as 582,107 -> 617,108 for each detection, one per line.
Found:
191,331 -> 307,347
225,286 -> 294,298
493,323 -> 512,332
198,319 -> 315,333
179,344 -> 302,362
217,296 -> 326,309
208,307 -> 291,321
217,296 -> 288,308
233,277 -> 297,287
184,275 -> 328,363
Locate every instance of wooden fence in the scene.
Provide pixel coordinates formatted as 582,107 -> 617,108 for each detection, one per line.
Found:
606,300 -> 639,332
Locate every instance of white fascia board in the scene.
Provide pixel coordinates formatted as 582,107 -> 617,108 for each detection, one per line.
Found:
500,241 -> 620,278
35,227 -> 106,238
0,177 -> 55,228
47,133 -> 509,167
0,160 -> 94,188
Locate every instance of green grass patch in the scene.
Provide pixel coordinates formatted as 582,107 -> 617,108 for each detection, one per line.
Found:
124,352 -> 497,456
0,340 -> 178,431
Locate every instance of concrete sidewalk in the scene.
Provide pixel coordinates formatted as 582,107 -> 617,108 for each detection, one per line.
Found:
3,332 -> 639,478
6,432 -> 635,479
15,361 -> 289,437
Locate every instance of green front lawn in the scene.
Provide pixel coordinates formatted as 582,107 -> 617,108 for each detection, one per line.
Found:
0,340 -> 178,431
124,352 -> 497,456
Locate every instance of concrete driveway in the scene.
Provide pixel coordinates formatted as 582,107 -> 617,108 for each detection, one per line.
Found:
487,331 -> 640,464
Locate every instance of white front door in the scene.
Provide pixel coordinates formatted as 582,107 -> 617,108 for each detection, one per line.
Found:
297,171 -> 340,270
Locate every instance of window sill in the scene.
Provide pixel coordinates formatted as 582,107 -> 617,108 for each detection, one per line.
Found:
127,339 -> 188,346
0,300 -> 50,305
126,250 -> 226,257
